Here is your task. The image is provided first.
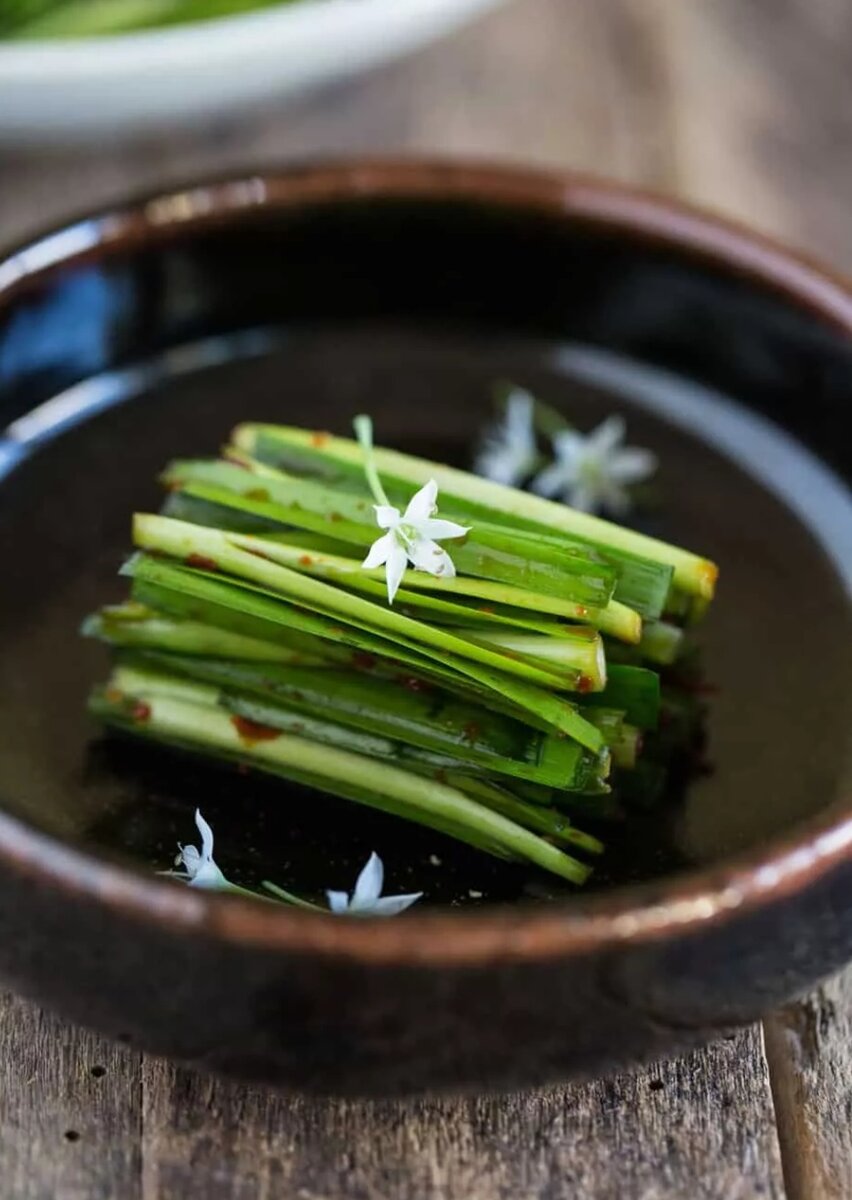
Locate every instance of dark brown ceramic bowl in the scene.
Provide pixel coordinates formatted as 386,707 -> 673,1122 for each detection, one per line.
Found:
0,160 -> 850,1096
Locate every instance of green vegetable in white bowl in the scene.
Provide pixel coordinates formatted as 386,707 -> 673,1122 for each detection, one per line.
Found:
0,0 -> 296,39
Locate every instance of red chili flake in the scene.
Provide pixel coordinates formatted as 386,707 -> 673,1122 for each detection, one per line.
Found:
236,763 -> 251,776
104,687 -> 124,704
131,701 -> 151,723
577,675 -> 595,694
351,651 -> 377,670
186,553 -> 218,572
298,555 -> 314,566
575,605 -> 589,618
310,431 -> 331,448
231,715 -> 281,745
245,488 -> 270,502
461,721 -> 481,743
477,605 -> 496,615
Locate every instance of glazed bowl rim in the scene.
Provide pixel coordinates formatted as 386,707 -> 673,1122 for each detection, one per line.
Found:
1,155 -> 850,967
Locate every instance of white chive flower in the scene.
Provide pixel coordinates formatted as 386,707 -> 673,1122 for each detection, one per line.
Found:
167,808 -> 230,890
326,852 -> 422,917
474,387 -> 538,486
362,479 -> 469,605
531,415 -> 657,515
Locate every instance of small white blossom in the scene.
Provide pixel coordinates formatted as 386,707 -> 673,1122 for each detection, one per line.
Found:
362,479 -> 469,604
165,815 -> 422,917
474,387 -> 538,486
167,808 -> 230,890
326,852 -> 422,917
532,415 -> 657,515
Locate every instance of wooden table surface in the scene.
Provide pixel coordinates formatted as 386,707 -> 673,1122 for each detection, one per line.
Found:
1,1 -> 851,1196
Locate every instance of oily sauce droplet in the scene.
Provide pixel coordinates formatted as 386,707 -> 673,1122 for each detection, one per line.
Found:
186,554 -> 219,572
231,715 -> 281,746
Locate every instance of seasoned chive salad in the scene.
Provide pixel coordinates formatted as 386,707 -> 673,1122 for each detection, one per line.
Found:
83,416 -> 718,902
0,2 -> 295,40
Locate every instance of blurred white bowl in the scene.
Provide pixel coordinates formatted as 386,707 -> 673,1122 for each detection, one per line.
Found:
0,0 -> 505,141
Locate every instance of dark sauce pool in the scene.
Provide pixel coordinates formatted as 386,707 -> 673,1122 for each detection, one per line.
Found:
1,324 -> 850,907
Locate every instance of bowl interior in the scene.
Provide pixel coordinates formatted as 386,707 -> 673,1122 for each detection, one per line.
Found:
1,185 -> 850,908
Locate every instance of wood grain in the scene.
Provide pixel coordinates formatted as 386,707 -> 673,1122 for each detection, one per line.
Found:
0,0 -> 851,1195
0,992 -> 142,1200
3,1018 -> 773,1200
764,969 -> 852,1200
140,1022 -> 787,1200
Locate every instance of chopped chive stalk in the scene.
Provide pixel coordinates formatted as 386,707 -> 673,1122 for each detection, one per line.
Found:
448,626 -> 607,692
82,609 -> 329,665
577,664 -> 660,730
113,650 -> 604,790
224,529 -> 620,624
131,516 -> 606,748
134,516 -> 565,688
609,724 -> 643,770
86,415 -> 717,897
164,460 -> 619,607
437,774 -> 605,855
123,558 -> 563,709
90,681 -> 593,884
217,445 -> 672,619
607,620 -> 685,667
233,424 -> 718,600
638,620 -> 685,666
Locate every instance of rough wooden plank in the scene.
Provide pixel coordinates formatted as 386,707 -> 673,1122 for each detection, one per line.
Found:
664,0 -> 852,271
0,991 -> 142,1200
764,967 -> 852,1200
139,1028 -> 784,1200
